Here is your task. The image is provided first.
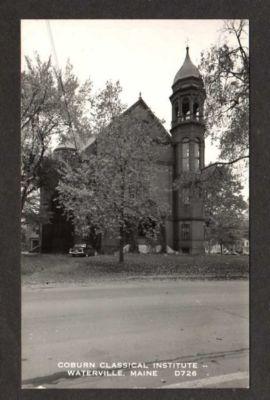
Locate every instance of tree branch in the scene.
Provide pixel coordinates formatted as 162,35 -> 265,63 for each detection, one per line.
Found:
202,155 -> 249,171
21,89 -> 38,120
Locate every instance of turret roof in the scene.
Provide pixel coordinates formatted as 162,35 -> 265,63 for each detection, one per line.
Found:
54,140 -> 76,152
173,47 -> 201,84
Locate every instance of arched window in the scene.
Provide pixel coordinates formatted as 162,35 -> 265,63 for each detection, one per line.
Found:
193,100 -> 200,119
182,138 -> 189,171
182,97 -> 190,120
182,187 -> 190,205
194,138 -> 200,171
181,223 -> 190,240
174,101 -> 179,120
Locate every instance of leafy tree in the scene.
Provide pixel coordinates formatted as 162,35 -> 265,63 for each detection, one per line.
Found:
57,104 -> 169,262
21,55 -> 93,216
22,157 -> 59,226
200,19 -> 249,164
204,166 -> 247,253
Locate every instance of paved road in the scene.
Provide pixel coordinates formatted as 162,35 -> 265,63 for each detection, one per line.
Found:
22,280 -> 249,388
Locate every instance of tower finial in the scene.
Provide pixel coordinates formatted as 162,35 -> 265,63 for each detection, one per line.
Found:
139,91 -> 142,99
185,37 -> 189,53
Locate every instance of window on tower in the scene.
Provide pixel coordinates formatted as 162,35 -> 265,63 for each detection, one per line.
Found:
182,138 -> 190,171
181,223 -> 190,240
174,102 -> 179,120
182,187 -> 190,205
194,138 -> 201,171
182,98 -> 190,120
193,101 -> 200,119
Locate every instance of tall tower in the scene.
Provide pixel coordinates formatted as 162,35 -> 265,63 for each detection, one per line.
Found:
170,47 -> 206,254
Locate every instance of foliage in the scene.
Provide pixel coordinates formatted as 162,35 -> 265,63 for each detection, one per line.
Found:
199,19 -> 249,162
21,55 -> 93,216
89,80 -> 125,131
203,166 -> 247,253
174,162 -> 247,254
57,104 -> 170,262
55,60 -> 94,148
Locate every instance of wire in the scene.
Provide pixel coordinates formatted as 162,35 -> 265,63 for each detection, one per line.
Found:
45,20 -> 79,152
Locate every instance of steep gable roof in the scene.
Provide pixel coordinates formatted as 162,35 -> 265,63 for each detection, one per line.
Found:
83,97 -> 171,155
123,97 -> 171,143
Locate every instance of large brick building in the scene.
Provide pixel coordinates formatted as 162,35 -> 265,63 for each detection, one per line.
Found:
41,47 -> 206,255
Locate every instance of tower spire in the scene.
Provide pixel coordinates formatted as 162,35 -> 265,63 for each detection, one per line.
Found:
170,44 -> 206,255
185,37 -> 189,53
173,45 -> 201,84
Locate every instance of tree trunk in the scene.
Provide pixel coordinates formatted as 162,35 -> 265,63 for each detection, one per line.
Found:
220,243 -> 223,254
119,226 -> 124,263
130,229 -> 138,253
160,220 -> 167,253
21,185 -> 28,212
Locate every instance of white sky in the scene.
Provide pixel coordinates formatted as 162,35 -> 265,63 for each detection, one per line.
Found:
21,19 -> 248,197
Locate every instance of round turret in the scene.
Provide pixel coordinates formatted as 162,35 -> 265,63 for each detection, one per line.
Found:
53,140 -> 77,162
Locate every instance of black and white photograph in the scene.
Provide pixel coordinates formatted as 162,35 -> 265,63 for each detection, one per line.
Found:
21,19 -> 249,389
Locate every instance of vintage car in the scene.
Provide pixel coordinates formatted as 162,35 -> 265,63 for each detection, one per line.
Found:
69,244 -> 95,257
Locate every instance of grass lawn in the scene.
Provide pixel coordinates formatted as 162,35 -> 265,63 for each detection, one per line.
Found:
21,253 -> 249,286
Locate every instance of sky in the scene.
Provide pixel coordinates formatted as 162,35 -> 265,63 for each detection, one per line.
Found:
21,19 -> 248,197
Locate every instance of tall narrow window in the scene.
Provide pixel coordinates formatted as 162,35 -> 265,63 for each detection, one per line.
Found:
181,223 -> 190,240
182,138 -> 189,171
193,101 -> 200,119
182,98 -> 190,119
129,185 -> 135,199
174,102 -> 179,120
182,188 -> 190,205
194,138 -> 200,171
